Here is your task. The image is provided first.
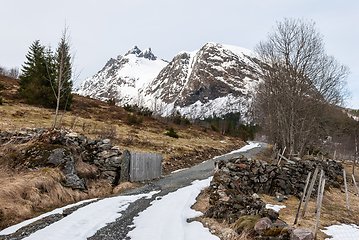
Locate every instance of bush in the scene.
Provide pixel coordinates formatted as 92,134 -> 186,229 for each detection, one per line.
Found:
0,83 -> 4,90
0,97 -> 2,105
170,111 -> 191,125
166,127 -> 179,138
123,104 -> 152,116
126,113 -> 143,124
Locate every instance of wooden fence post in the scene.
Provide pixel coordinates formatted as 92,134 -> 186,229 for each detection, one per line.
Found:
314,178 -> 326,239
120,150 -> 131,182
277,147 -> 286,166
294,172 -> 311,225
343,168 -> 350,214
352,174 -> 359,197
302,167 -> 319,218
316,170 -> 324,212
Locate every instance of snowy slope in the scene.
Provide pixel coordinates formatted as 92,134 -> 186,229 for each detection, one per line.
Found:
73,46 -> 168,106
74,43 -> 261,121
142,42 -> 260,120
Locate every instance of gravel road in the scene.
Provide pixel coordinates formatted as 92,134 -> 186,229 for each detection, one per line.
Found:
89,141 -> 268,240
1,141 -> 268,240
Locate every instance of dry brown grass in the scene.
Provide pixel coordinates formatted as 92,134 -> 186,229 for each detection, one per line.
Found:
0,164 -> 116,231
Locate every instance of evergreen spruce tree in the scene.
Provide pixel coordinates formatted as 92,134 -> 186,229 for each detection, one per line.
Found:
18,40 -> 56,107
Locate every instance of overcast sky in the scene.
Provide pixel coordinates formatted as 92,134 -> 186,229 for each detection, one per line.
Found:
1,0 -> 358,108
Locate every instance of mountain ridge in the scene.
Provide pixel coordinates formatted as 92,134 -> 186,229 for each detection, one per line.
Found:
74,43 -> 261,121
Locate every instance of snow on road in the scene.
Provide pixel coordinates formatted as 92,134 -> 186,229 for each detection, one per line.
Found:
0,198 -> 98,235
213,141 -> 260,159
21,191 -> 159,240
127,177 -> 218,240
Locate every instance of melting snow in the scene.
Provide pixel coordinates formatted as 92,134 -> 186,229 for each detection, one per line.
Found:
127,177 -> 219,240
321,224 -> 359,240
265,204 -> 286,212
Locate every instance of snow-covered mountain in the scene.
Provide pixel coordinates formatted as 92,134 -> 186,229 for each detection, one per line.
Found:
141,42 -> 260,120
73,46 -> 168,105
74,43 -> 261,121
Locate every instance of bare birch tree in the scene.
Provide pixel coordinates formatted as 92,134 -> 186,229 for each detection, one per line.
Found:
253,18 -> 350,155
51,26 -> 74,129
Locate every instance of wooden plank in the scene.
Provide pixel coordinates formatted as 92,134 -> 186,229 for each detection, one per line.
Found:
343,168 -> 350,214
130,152 -> 162,182
294,171 -> 311,225
302,167 -> 319,218
277,147 -> 286,166
314,178 -> 326,239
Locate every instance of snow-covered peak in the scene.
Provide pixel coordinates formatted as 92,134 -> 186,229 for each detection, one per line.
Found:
125,45 -> 142,56
124,46 -> 157,61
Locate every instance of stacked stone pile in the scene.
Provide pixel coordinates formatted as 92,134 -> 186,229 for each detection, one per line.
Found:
205,155 -> 344,239
1,129 -> 123,190
0,128 -> 47,144
210,155 -> 343,200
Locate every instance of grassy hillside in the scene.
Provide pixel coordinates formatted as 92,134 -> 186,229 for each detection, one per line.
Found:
0,74 -> 246,230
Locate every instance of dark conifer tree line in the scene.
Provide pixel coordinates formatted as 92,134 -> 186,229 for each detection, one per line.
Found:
18,38 -> 73,110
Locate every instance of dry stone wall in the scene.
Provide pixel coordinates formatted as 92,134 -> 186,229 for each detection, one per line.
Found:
205,155 -> 344,240
1,129 -> 123,190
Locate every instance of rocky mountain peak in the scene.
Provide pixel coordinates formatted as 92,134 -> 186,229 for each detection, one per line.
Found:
125,45 -> 142,56
124,46 -> 157,61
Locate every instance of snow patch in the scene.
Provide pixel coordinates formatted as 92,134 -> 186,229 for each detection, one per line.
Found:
321,224 -> 359,240
265,204 -> 286,212
18,191 -> 158,240
127,177 -> 219,240
0,198 -> 98,235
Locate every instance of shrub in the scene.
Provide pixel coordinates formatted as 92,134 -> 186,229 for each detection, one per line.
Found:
126,113 -> 143,124
123,104 -> 152,116
0,97 -> 2,105
0,83 -> 4,90
166,127 -> 179,138
170,111 -> 191,125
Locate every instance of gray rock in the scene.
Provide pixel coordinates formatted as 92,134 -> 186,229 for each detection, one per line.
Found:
103,139 -> 111,144
290,228 -> 314,240
100,171 -> 118,184
254,217 -> 272,232
47,148 -> 87,191
87,139 -> 96,145
274,193 -> 284,202
48,148 -> 67,165
107,156 -> 122,168
99,143 -> 112,151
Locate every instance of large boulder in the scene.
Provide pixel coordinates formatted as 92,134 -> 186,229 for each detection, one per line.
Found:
47,148 -> 87,191
290,228 -> 314,240
254,217 -> 272,232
